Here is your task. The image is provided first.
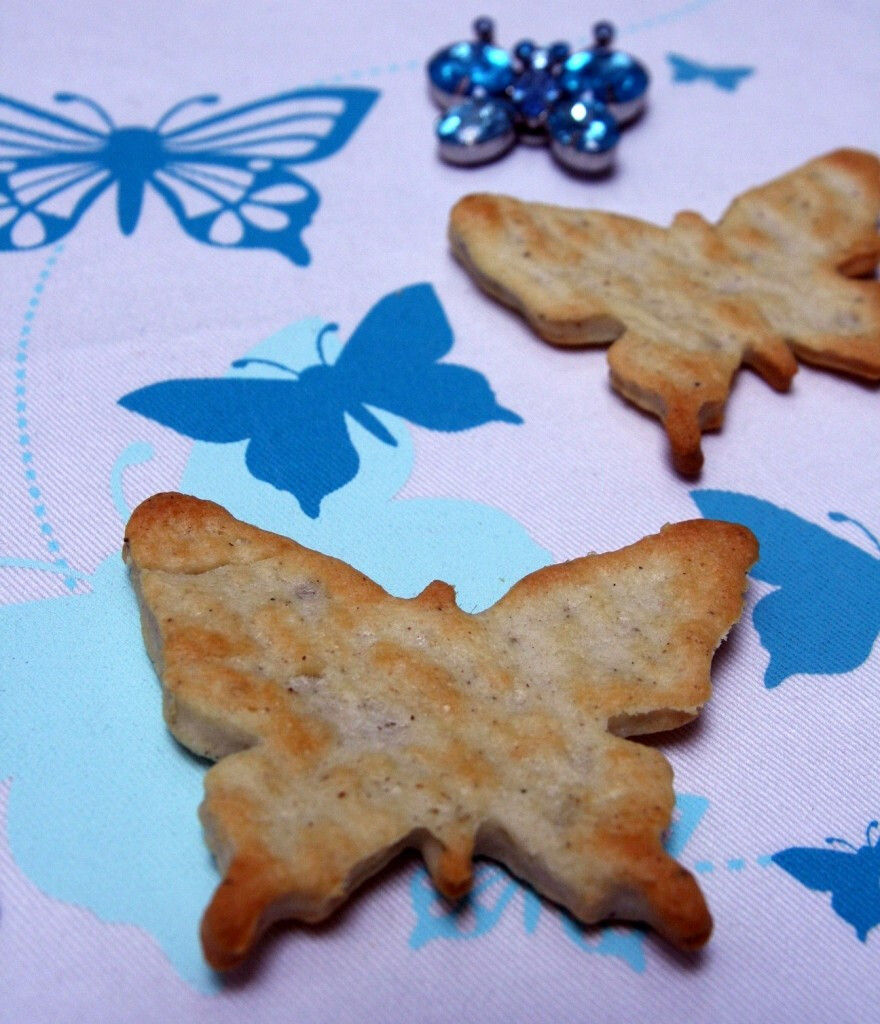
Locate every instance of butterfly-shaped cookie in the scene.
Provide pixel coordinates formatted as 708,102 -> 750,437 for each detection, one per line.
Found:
666,54 -> 754,91
123,492 -> 757,969
773,820 -> 880,942
449,149 -> 880,473
691,490 -> 880,688
0,88 -> 377,263
119,284 -> 521,518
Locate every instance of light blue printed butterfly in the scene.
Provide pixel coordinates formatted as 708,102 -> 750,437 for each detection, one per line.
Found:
773,820 -> 880,942
0,88 -> 377,263
0,422 -> 549,988
667,54 -> 754,91
119,283 -> 522,518
409,794 -> 709,972
691,491 -> 880,687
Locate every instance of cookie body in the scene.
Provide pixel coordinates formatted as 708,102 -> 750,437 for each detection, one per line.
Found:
124,492 -> 757,969
449,149 -> 880,473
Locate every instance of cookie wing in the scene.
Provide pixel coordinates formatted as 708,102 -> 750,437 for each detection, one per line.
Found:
124,494 -> 755,969
449,193 -> 797,475
484,518 -> 757,732
478,519 -> 757,948
717,148 -> 880,378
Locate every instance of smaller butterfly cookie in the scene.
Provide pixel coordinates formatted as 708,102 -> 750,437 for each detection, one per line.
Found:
449,148 -> 880,474
124,492 -> 757,969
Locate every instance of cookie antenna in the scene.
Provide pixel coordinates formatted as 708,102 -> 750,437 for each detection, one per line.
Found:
154,94 -> 220,132
827,512 -> 880,555
53,93 -> 116,129
825,836 -> 859,852
230,358 -> 299,377
315,322 -> 339,366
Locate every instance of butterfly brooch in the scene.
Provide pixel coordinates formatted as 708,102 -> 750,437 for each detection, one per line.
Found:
691,491 -> 880,688
0,88 -> 377,263
666,54 -> 754,92
119,283 -> 522,517
773,820 -> 880,942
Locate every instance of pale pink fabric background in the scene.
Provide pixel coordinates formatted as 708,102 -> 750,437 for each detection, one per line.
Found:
2,2 -> 879,1021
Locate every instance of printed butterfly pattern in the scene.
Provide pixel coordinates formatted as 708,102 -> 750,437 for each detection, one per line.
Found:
119,283 -> 522,518
691,491 -> 880,688
773,821 -> 880,942
0,88 -> 377,263
667,54 -> 754,91
409,794 -> 709,972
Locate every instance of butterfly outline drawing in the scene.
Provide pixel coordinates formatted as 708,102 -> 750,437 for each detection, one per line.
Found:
119,283 -> 523,518
772,820 -> 880,942
691,490 -> 880,688
0,87 -> 378,263
667,54 -> 754,91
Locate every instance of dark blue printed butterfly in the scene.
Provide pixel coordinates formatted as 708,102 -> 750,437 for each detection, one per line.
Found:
691,491 -> 880,688
772,821 -> 880,942
0,88 -> 377,263
667,54 -> 754,91
119,283 -> 522,518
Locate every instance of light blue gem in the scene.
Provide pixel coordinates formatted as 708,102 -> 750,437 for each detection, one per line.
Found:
562,49 -> 649,121
548,97 -> 619,173
428,41 -> 514,105
436,98 -> 515,165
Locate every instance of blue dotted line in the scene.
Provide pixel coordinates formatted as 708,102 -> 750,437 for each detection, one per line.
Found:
313,58 -> 420,86
693,854 -> 775,875
13,243 -> 79,591
617,0 -> 718,40
311,0 -> 720,84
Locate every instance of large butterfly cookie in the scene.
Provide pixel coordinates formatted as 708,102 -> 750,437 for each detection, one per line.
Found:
124,492 -> 757,969
449,149 -> 880,473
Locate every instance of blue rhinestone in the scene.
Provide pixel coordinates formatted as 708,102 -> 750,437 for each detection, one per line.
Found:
561,49 -> 649,121
547,42 -> 571,65
427,41 -> 514,106
548,97 -> 620,173
514,40 -> 537,64
436,98 -> 516,165
509,68 -> 564,126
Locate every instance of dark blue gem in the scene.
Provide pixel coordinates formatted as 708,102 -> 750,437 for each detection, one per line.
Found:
514,40 -> 537,64
427,41 -> 514,103
509,68 -> 564,123
473,16 -> 494,43
593,21 -> 615,49
547,42 -> 571,65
